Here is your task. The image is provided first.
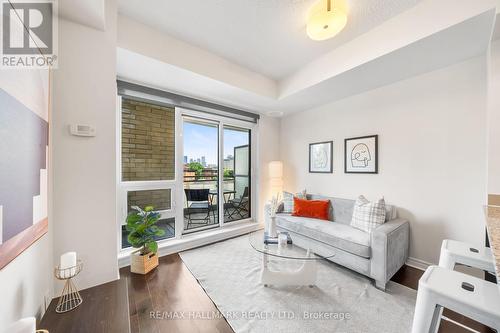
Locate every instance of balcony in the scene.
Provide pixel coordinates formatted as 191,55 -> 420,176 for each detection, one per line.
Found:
183,168 -> 249,232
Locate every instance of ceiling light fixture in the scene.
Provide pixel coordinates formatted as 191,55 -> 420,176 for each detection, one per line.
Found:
307,0 -> 347,41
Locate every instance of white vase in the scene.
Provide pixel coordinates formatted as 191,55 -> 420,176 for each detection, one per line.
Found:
269,216 -> 278,238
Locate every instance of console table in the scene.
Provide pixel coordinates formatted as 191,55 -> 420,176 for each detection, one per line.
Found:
38,278 -> 130,332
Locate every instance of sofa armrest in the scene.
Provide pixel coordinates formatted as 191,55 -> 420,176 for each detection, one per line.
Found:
370,218 -> 410,290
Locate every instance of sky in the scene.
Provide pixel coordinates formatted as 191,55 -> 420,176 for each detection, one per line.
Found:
183,122 -> 249,166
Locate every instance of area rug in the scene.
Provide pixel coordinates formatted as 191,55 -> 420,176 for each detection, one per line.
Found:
180,232 -> 416,333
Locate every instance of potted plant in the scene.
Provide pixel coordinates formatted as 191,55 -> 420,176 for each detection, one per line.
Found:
126,205 -> 165,274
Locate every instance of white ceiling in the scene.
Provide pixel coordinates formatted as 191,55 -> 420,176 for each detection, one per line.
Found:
59,0 -> 106,30
117,0 -> 498,116
118,0 -> 421,80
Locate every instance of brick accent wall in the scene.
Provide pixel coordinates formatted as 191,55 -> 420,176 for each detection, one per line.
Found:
121,98 -> 175,181
127,189 -> 172,213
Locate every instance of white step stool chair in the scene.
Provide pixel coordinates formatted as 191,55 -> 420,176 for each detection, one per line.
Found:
439,239 -> 495,273
411,265 -> 500,333
7,317 -> 49,333
433,239 -> 497,332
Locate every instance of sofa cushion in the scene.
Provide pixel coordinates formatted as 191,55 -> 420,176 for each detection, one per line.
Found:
292,197 -> 330,220
351,196 -> 386,233
282,190 -> 307,213
308,194 -> 397,224
276,214 -> 371,258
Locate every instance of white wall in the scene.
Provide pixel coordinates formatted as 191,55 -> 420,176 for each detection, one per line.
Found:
0,235 -> 53,327
51,0 -> 118,290
280,56 -> 488,265
257,115 -> 281,224
488,40 -> 500,195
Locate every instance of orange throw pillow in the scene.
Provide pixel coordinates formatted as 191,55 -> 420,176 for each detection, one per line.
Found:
292,197 -> 330,220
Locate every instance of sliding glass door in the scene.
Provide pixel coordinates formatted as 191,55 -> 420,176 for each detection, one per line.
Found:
223,126 -> 251,223
117,93 -> 257,251
181,114 -> 252,234
182,118 -> 220,233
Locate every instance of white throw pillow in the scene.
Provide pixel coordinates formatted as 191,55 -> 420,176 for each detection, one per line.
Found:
351,195 -> 386,233
282,189 -> 307,213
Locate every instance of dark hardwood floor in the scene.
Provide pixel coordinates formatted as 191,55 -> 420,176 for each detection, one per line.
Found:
120,254 -> 233,333
40,252 -> 495,333
123,255 -> 495,333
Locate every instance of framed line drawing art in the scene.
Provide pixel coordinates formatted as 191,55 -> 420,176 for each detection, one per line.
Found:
345,135 -> 378,174
309,141 -> 333,173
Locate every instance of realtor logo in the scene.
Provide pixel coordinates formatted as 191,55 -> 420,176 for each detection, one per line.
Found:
1,0 -> 58,68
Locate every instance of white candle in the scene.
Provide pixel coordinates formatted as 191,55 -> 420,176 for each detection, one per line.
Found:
60,252 -> 77,278
8,317 -> 36,333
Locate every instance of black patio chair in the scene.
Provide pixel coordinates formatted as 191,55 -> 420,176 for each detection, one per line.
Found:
184,189 -> 213,229
228,187 -> 249,220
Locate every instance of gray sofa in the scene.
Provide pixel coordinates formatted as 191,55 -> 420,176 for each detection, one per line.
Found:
265,194 -> 409,290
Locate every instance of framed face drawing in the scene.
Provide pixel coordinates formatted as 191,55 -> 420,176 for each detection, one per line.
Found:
309,141 -> 333,173
345,135 -> 378,174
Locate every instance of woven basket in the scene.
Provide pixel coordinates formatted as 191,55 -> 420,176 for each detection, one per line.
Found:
131,250 -> 159,274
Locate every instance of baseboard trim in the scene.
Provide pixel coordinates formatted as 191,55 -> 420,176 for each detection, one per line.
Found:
406,257 -> 432,271
118,221 -> 261,268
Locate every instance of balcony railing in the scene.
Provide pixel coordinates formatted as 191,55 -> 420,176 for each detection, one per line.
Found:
183,171 -> 249,228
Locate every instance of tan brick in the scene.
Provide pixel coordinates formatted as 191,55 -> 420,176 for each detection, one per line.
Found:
122,97 -> 175,182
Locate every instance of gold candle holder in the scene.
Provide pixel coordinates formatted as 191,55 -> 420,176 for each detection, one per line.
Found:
54,260 -> 83,313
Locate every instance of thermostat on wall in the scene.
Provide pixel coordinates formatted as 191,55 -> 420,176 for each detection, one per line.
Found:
69,124 -> 96,137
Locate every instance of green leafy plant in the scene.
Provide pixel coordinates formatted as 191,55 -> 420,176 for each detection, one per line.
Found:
126,205 -> 165,255
188,162 -> 204,176
223,168 -> 234,178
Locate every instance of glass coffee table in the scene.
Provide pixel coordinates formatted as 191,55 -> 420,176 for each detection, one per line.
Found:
249,231 -> 335,287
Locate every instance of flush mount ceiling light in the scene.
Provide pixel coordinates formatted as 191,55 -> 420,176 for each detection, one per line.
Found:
307,0 -> 347,41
